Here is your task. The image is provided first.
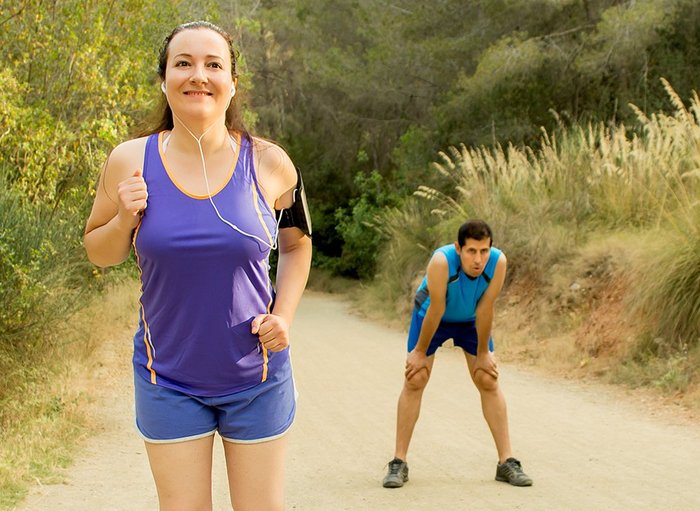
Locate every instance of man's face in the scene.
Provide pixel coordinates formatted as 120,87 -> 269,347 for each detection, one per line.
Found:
455,238 -> 491,278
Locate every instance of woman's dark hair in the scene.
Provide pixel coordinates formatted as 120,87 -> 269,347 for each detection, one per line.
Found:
136,21 -> 248,138
457,219 -> 493,247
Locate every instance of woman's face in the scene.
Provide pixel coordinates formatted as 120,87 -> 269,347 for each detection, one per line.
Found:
162,28 -> 234,122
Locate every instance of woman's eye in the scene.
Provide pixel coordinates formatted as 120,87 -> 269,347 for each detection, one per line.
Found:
175,60 -> 190,67
208,62 -> 223,69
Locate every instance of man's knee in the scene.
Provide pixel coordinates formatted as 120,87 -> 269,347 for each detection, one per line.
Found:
405,368 -> 430,391
473,369 -> 498,392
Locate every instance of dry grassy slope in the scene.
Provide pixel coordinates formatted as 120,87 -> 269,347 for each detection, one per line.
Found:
494,248 -> 699,421
347,232 -> 699,422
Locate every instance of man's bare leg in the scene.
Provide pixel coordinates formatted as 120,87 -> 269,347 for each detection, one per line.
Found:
394,355 -> 435,461
464,352 -> 512,462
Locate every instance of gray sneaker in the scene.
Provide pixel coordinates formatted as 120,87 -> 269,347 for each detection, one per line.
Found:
382,458 -> 409,488
495,457 -> 533,486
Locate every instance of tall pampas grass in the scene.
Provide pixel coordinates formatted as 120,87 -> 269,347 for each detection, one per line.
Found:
371,79 -> 699,361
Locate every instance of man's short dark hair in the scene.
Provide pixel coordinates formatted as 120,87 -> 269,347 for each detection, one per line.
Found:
457,219 -> 493,247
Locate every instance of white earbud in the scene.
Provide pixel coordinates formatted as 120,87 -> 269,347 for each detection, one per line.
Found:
161,82 -> 166,94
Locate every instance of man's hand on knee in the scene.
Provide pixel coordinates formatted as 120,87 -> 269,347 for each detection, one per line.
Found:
405,349 -> 430,380
473,352 -> 498,379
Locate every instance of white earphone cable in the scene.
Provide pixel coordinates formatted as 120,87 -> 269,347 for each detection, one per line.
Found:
167,104 -> 282,250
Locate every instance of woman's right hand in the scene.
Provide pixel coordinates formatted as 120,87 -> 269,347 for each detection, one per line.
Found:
116,168 -> 148,229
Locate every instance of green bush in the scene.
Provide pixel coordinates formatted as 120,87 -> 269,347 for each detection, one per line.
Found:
0,180 -> 89,403
356,198 -> 447,320
335,171 -> 399,279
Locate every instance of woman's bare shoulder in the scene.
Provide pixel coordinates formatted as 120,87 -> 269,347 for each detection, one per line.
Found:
251,136 -> 296,187
109,136 -> 150,165
102,136 -> 151,189
251,136 -> 292,161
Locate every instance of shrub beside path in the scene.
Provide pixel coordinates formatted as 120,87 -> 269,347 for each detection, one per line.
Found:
15,291 -> 700,510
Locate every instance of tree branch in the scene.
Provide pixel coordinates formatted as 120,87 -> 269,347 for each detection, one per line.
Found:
0,4 -> 26,27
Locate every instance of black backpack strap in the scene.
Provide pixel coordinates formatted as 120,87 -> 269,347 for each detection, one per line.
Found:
414,268 -> 460,310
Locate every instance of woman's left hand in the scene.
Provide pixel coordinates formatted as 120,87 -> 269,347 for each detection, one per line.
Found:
251,314 -> 290,352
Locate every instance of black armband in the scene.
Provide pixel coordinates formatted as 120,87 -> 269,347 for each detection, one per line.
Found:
277,167 -> 312,237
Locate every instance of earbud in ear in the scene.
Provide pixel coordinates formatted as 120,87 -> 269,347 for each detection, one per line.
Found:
230,85 -> 236,97
161,82 -> 166,93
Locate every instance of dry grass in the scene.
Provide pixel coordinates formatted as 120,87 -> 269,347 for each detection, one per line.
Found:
360,80 -> 700,415
0,278 -> 139,510
306,267 -> 360,295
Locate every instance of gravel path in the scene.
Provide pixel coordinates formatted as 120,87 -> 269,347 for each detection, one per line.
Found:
15,292 -> 700,510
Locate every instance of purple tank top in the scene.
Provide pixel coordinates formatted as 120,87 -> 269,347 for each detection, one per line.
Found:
132,132 -> 286,396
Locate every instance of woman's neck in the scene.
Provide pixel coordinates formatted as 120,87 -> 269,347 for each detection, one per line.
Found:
168,122 -> 231,155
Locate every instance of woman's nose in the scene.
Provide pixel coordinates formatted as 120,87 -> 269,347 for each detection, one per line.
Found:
190,64 -> 207,83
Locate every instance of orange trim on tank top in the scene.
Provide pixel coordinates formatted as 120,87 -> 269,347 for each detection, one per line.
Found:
157,130 -> 241,199
133,221 -> 157,384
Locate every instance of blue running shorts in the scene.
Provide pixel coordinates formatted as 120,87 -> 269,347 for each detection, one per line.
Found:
407,308 -> 494,356
134,360 -> 296,444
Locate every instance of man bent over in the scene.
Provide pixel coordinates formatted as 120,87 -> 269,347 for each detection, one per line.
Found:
383,219 -> 532,488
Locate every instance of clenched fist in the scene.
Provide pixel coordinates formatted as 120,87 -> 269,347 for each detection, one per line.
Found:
116,168 -> 148,229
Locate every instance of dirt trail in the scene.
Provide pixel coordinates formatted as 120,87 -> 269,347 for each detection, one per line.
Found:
15,292 -> 700,510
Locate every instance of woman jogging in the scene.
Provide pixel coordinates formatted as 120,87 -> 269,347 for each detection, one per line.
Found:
84,21 -> 311,511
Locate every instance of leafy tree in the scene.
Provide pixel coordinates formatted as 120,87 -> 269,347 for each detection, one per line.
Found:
335,168 -> 398,279
213,0 -> 700,277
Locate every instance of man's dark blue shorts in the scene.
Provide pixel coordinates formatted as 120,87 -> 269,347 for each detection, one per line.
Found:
407,308 -> 494,356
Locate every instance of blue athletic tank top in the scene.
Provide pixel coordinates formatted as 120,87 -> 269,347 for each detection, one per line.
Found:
414,244 -> 502,322
132,132 -> 286,397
